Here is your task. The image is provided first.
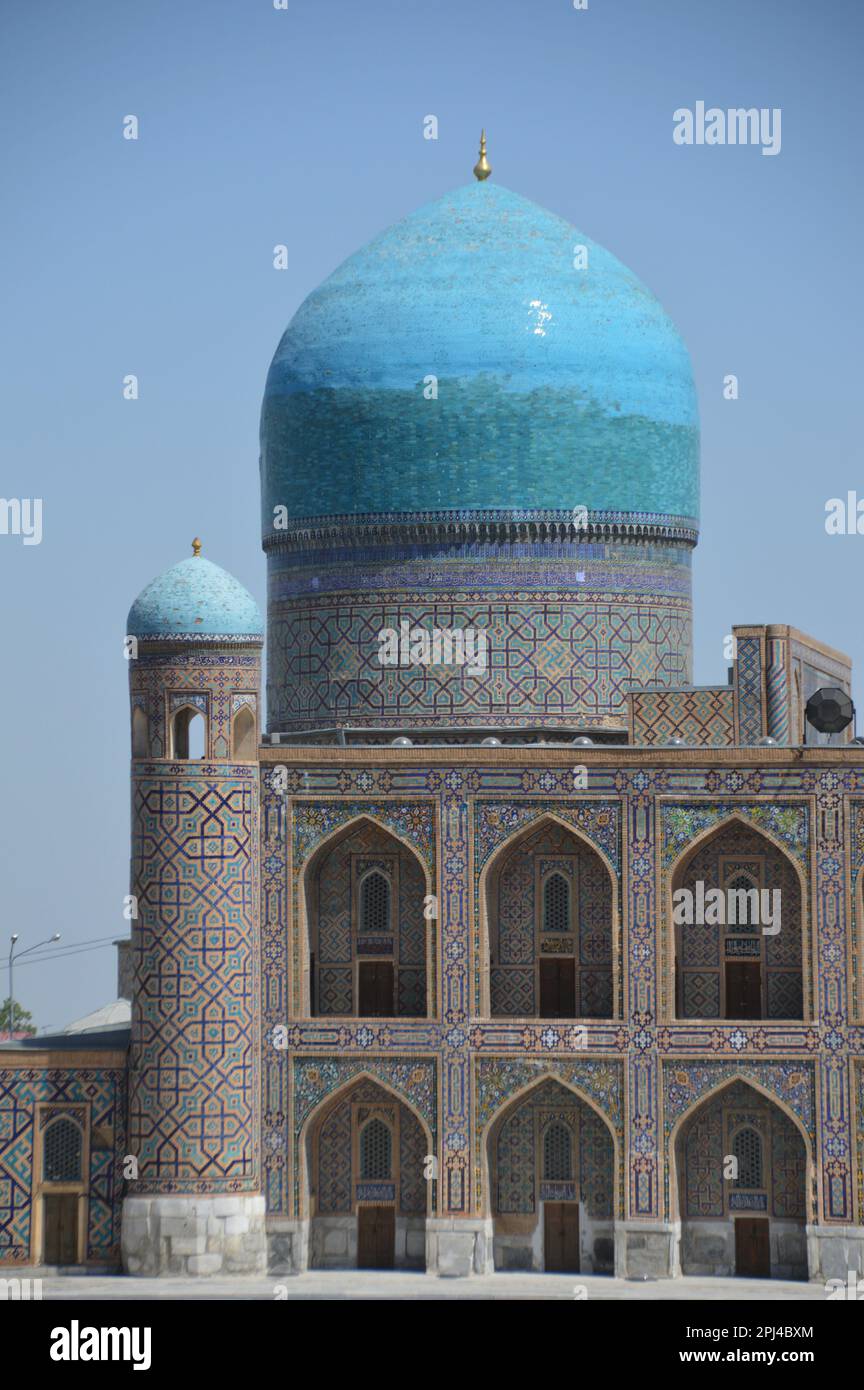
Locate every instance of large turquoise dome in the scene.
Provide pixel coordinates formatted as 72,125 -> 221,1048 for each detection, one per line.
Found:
260,180 -> 699,531
128,551 -> 263,641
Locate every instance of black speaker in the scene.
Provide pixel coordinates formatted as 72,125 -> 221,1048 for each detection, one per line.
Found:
805,687 -> 854,735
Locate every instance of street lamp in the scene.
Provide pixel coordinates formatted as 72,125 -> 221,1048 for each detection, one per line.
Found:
7,933 -> 61,1037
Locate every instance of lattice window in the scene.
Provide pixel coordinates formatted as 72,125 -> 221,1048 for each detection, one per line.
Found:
543,1120 -> 573,1181
360,1118 -> 392,1180
43,1116 -> 83,1182
360,871 -> 391,937
543,872 -> 570,934
726,872 -> 760,932
732,1126 -> 763,1189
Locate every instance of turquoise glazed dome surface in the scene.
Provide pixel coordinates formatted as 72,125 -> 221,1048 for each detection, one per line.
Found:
260,181 -> 699,531
127,555 -> 263,640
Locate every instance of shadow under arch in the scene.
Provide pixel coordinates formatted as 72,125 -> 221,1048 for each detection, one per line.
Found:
665,810 -> 811,1023
478,1071 -> 621,1223
295,811 -> 435,1018
668,1071 -> 814,1281
476,810 -> 620,1020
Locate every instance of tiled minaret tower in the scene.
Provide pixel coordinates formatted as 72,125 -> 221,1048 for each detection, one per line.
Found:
121,541 -> 266,1276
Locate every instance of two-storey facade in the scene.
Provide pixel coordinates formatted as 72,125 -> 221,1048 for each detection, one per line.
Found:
2,155 -> 862,1283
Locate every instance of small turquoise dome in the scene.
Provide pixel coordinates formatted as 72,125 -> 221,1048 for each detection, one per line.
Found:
127,550 -> 263,641
260,180 -> 699,530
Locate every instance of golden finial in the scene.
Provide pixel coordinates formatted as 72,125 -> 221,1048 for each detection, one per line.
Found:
473,129 -> 491,182
192,537 -> 202,557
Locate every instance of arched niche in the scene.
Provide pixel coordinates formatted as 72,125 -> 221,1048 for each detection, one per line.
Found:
301,1075 -> 432,1270
131,707 -> 149,758
300,815 -> 433,1019
232,704 -> 256,760
482,1076 -> 616,1274
171,705 -> 206,760
669,816 -> 807,1022
671,1077 -> 810,1279
479,815 -> 617,1021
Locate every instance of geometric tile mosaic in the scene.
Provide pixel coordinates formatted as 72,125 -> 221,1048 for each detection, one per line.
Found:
128,770 -> 259,1192
0,1067 -> 126,1264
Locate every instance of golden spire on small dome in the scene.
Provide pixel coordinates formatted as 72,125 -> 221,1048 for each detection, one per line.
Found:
473,129 -> 491,181
192,537 -> 202,557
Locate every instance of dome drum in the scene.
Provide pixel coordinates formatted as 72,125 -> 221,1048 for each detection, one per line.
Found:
265,528 -> 693,732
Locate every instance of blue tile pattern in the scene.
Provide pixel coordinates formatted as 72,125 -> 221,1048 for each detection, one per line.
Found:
128,556 -> 263,640
260,182 -> 699,526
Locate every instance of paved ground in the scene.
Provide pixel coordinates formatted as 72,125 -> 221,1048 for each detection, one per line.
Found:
4,1270 -> 831,1300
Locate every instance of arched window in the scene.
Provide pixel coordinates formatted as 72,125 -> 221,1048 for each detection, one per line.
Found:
725,871 -> 760,931
359,870 -> 391,937
543,872 -> 570,933
360,1118 -> 392,1180
543,1120 -> 573,1181
171,707 -> 206,760
131,707 -> 149,758
43,1117 -> 83,1183
232,705 -> 256,760
733,1126 -> 763,1189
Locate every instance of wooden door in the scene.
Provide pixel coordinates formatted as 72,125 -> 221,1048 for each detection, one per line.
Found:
539,959 -> 576,1018
544,1202 -> 580,1272
358,961 -> 394,1017
735,1217 -> 770,1277
725,961 -> 762,1019
357,1205 -> 395,1269
43,1194 -> 79,1265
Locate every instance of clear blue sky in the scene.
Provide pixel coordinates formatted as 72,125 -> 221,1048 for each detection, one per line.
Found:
1,0 -> 861,1027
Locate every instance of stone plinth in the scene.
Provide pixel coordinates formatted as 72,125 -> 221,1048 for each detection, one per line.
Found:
122,1195 -> 267,1277
425,1218 -> 494,1277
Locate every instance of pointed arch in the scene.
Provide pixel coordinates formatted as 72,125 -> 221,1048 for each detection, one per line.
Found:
667,810 -> 808,886
170,704 -> 207,760
231,703 -> 256,759
297,813 -> 435,1019
667,1072 -> 815,1225
666,811 -> 810,1023
131,706 -> 149,758
479,1071 -> 620,1221
298,1070 -> 434,1222
477,811 -> 619,1020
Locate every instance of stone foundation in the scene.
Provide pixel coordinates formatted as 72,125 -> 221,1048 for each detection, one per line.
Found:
308,1214 -> 426,1270
493,1211 -> 614,1274
122,1194 -> 267,1277
425,1217 -> 494,1276
679,1218 -> 806,1280
267,1217 -> 309,1275
806,1225 -> 864,1284
615,1221 -> 679,1278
